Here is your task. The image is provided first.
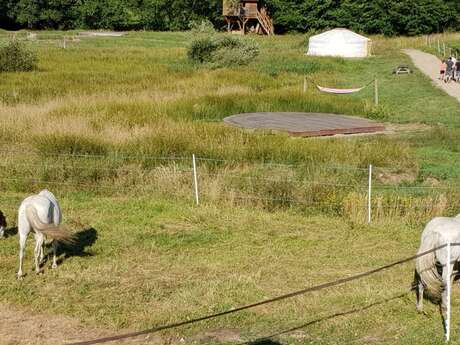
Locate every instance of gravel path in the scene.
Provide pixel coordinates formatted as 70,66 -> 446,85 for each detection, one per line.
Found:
404,49 -> 460,102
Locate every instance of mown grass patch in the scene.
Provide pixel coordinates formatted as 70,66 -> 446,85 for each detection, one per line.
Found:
0,192 -> 455,344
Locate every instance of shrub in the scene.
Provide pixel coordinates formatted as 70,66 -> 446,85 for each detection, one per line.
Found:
0,40 -> 38,72
187,36 -> 218,63
188,19 -> 216,35
187,35 -> 259,68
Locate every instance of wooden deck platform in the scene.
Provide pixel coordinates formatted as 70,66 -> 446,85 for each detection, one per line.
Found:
223,112 -> 385,137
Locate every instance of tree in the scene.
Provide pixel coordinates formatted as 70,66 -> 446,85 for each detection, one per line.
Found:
12,0 -> 81,29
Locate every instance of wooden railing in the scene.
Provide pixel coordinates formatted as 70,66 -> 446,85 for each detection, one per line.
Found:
256,9 -> 274,35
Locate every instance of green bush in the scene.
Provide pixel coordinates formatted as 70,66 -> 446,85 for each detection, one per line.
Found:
188,19 -> 216,34
187,36 -> 218,63
187,35 -> 259,68
0,40 -> 37,72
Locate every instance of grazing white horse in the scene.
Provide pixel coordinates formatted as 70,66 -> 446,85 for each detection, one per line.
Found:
17,189 -> 71,278
415,214 -> 460,324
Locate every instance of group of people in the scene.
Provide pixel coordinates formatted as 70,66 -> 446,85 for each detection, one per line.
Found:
440,56 -> 460,83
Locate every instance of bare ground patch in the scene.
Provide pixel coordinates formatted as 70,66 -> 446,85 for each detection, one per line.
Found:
0,303 -> 163,345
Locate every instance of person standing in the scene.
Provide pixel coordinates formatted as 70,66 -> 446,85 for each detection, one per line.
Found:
455,58 -> 460,82
440,59 -> 447,80
445,57 -> 454,83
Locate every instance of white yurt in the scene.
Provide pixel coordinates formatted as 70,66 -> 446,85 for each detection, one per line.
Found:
307,28 -> 371,58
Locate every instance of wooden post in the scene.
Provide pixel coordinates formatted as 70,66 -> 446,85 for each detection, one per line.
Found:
374,79 -> 379,106
303,76 -> 307,93
63,36 -> 66,49
446,242 -> 451,342
368,164 -> 372,224
192,154 -> 199,206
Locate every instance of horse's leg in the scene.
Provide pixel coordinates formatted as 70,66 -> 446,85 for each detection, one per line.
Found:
33,232 -> 44,273
17,214 -> 31,279
441,263 -> 454,332
39,243 -> 44,263
17,234 -> 27,278
51,240 -> 58,269
414,270 -> 424,312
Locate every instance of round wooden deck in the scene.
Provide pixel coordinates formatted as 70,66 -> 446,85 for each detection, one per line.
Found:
223,112 -> 385,137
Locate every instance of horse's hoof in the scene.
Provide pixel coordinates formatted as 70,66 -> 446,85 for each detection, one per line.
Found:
17,273 -> 25,280
51,263 -> 57,269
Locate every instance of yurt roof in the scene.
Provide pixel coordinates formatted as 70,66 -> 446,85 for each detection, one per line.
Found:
310,28 -> 370,42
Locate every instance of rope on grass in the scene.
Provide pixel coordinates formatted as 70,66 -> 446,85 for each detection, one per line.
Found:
66,244 -> 451,345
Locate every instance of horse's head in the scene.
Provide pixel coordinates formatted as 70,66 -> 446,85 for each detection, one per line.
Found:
0,210 -> 6,238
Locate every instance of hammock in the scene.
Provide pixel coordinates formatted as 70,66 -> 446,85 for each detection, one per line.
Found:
312,79 -> 375,94
316,85 -> 366,94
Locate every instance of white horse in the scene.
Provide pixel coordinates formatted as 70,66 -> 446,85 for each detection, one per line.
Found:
415,214 -> 460,324
17,189 -> 72,278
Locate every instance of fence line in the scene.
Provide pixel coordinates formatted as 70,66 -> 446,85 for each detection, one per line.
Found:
66,244 -> 451,345
0,148 -> 450,174
1,151 -> 460,222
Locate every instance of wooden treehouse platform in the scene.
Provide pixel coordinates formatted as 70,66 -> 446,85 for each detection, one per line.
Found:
223,112 -> 385,137
223,0 -> 274,35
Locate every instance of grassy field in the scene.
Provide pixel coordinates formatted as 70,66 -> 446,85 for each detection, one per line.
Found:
0,30 -> 460,344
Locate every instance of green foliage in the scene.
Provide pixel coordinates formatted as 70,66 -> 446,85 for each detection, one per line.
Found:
0,0 -> 458,34
77,0 -> 142,30
188,19 -> 216,34
187,36 -> 218,63
187,35 -> 259,68
265,0 -> 456,35
0,40 -> 37,72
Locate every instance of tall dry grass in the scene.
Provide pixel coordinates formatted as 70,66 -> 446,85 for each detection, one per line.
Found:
0,32 -> 459,222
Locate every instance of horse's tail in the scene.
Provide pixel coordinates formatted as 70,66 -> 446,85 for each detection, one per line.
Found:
415,232 -> 443,304
25,205 -> 74,243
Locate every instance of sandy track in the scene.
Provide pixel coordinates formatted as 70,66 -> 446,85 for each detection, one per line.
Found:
0,303 -> 162,345
404,49 -> 460,102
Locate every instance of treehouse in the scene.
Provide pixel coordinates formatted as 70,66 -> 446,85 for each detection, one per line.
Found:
222,0 -> 274,35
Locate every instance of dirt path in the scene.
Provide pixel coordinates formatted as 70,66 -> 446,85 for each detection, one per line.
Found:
0,303 -> 162,345
404,49 -> 460,102
0,303 -> 245,345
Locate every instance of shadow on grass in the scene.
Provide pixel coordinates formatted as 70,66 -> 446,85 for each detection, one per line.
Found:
2,226 -> 18,238
248,340 -> 283,345
58,227 -> 98,259
43,227 -> 98,265
242,292 -> 410,345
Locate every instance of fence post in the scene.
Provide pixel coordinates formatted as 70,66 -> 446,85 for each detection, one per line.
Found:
192,154 -> 199,206
303,76 -> 308,93
446,242 -> 451,342
368,164 -> 372,224
374,79 -> 379,106
63,36 -> 66,49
